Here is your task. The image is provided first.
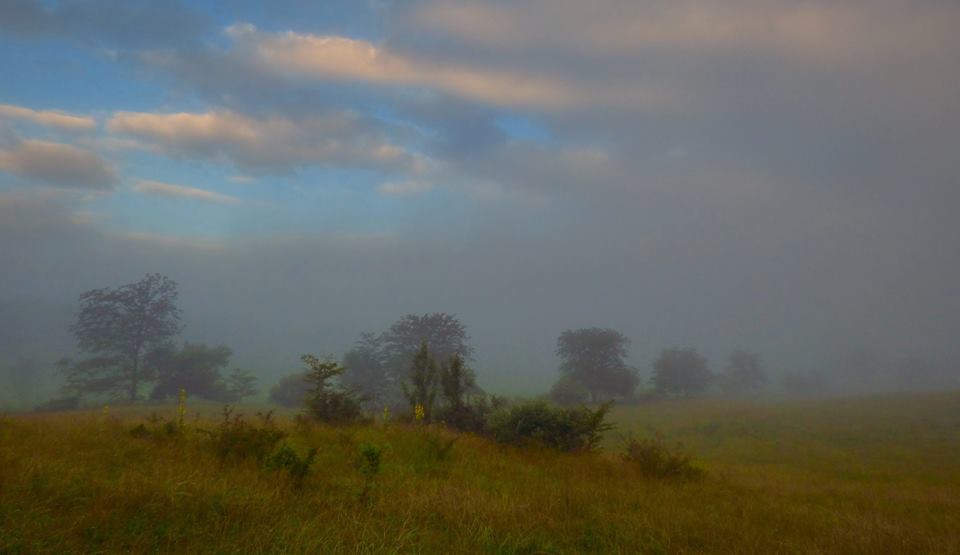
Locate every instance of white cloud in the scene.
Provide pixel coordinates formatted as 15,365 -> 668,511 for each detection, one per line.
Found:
133,179 -> 240,205
107,109 -> 430,174
0,103 -> 96,131
0,140 -> 116,188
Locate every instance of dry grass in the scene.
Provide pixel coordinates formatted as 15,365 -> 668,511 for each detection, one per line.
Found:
1,392 -> 959,553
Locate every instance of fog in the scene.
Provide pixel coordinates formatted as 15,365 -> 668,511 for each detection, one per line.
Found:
2,0 -> 959,409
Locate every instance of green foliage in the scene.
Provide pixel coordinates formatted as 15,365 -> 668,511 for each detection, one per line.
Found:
401,342 -> 438,421
621,435 -> 704,480
651,347 -> 713,397
269,372 -> 310,408
487,401 -> 614,452
207,407 -> 285,464
225,368 -> 258,401
341,332 -> 390,408
302,354 -> 365,424
356,442 -> 383,478
266,444 -> 318,490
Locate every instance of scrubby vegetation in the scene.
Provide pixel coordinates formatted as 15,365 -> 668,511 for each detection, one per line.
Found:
3,391 -> 960,553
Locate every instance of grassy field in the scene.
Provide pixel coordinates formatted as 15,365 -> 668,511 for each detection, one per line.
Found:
1,392 -> 959,554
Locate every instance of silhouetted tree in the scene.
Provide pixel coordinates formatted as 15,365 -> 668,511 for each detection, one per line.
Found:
342,332 -> 390,407
63,274 -> 182,401
382,313 -> 473,379
225,368 -> 258,401
402,341 -> 439,420
301,354 -> 364,424
718,350 -> 767,396
781,370 -> 826,397
650,348 -> 712,397
150,342 -> 232,401
549,374 -> 590,405
269,372 -> 310,408
555,328 -> 638,401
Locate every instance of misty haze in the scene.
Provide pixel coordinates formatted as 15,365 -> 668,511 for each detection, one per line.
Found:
1,1 -> 959,553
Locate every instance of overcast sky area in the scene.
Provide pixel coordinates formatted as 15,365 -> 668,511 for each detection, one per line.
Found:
2,0 -> 959,404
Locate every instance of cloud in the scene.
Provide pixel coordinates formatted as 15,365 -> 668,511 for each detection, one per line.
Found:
132,179 -> 240,205
207,24 -> 682,112
0,140 -> 117,189
0,104 -> 97,131
378,179 -> 434,196
107,109 -> 430,174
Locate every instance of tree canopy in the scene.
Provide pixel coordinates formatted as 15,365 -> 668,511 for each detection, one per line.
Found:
555,327 -> 638,401
650,347 -> 712,397
63,274 -> 182,401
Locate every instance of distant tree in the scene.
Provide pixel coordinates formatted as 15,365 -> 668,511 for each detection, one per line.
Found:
225,368 -> 259,401
301,354 -> 364,424
549,374 -> 590,406
556,328 -> 638,401
718,350 -> 767,396
781,370 -> 826,397
63,274 -> 182,401
402,341 -> 439,420
342,332 -> 390,407
149,342 -> 232,401
650,348 -> 712,397
269,372 -> 310,408
382,313 -> 473,378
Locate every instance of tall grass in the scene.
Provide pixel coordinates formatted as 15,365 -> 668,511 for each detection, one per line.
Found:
1,392 -> 959,553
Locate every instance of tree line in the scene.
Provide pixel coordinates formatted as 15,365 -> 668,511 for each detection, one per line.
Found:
51,274 -> 771,408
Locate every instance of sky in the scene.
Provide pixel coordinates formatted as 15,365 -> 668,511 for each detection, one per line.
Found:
1,0 -> 959,398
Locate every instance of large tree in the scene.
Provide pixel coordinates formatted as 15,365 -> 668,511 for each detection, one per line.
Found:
718,350 -> 767,396
382,313 -> 473,367
342,332 -> 390,407
63,274 -> 182,401
555,328 -> 638,401
149,342 -> 233,402
650,347 -> 712,397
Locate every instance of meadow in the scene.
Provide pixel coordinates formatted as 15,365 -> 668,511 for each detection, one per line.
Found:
1,391 -> 959,554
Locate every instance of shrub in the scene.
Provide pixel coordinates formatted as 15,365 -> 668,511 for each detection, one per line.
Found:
34,396 -> 80,412
266,444 -> 318,490
301,355 -> 365,424
269,372 -> 311,408
621,435 -> 704,480
487,401 -> 613,453
207,407 -> 286,464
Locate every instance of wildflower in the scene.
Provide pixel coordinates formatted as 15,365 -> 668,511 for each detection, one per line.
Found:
414,403 -> 425,423
382,406 -> 390,427
102,405 -> 109,420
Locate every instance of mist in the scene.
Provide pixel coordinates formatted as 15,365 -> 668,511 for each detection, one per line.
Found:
2,0 -> 959,410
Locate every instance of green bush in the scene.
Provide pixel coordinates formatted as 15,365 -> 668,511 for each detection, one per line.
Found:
302,355 -> 365,424
621,435 -> 704,480
487,401 -> 613,453
206,407 -> 286,464
266,444 -> 318,489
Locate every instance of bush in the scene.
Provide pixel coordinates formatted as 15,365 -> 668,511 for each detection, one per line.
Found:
487,401 -> 613,453
302,355 -> 365,424
269,372 -> 310,408
266,444 -> 318,490
34,396 -> 80,412
207,407 -> 286,464
621,435 -> 703,480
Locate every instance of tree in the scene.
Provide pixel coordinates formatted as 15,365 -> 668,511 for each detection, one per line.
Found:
149,342 -> 232,402
270,372 -> 310,408
382,313 -> 473,378
402,341 -> 439,421
556,328 -> 638,401
718,350 -> 766,396
226,368 -> 259,401
549,374 -> 590,406
650,348 -> 712,397
64,274 -> 182,401
341,332 -> 390,407
301,354 -> 364,424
